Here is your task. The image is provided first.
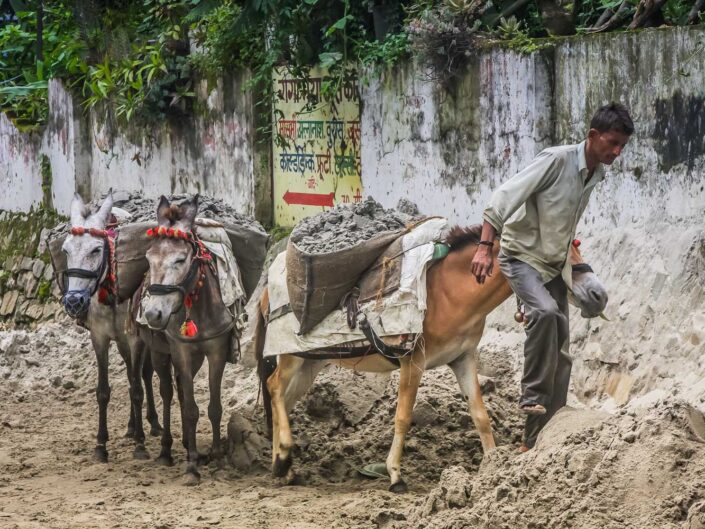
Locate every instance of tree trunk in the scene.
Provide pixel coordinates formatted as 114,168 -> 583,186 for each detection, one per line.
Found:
629,0 -> 667,29
535,0 -> 575,36
688,0 -> 705,24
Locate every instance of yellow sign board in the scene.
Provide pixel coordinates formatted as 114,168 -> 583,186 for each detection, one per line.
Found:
272,66 -> 363,227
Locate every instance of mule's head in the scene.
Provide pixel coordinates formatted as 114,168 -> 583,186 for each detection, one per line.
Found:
142,195 -> 199,330
60,192 -> 113,318
568,240 -> 608,318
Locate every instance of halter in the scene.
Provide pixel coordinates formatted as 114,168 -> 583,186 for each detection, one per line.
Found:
64,226 -> 118,305
145,226 -> 213,337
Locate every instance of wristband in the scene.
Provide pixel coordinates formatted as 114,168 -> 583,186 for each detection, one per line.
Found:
478,241 -> 494,247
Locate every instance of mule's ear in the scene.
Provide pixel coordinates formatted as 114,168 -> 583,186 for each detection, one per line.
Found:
70,193 -> 87,227
156,195 -> 172,226
179,194 -> 199,227
92,190 -> 113,227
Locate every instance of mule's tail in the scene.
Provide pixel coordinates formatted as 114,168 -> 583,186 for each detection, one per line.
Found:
256,288 -> 276,436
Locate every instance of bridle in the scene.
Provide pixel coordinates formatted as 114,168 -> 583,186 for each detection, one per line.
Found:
145,226 -> 213,336
61,226 -> 118,317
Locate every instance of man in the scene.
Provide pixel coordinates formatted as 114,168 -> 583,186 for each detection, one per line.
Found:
470,103 -> 634,451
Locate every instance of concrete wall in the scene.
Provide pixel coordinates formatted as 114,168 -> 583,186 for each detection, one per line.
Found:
0,75 -> 257,218
361,26 -> 705,231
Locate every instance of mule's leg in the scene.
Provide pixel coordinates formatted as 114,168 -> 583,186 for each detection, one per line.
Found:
174,355 -> 205,452
142,348 -> 163,437
91,333 -> 111,463
171,349 -> 203,485
152,350 -> 175,466
205,344 -> 227,462
117,337 -> 149,460
267,356 -> 324,479
386,350 -> 425,493
449,349 -> 496,453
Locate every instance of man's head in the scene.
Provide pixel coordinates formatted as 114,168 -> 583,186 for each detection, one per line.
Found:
586,102 -> 634,165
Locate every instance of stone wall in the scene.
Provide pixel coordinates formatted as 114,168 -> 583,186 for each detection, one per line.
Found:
0,210 -> 66,325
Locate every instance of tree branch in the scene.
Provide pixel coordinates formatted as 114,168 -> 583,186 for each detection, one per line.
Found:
688,0 -> 705,24
587,0 -> 631,33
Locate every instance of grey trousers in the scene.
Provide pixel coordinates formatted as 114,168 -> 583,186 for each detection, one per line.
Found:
499,252 -> 571,448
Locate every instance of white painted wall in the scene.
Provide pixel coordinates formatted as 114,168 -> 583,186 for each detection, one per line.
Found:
0,75 -> 256,216
361,27 -> 705,233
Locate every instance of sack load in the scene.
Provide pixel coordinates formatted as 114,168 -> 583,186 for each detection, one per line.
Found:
48,193 -> 268,303
285,198 -> 417,334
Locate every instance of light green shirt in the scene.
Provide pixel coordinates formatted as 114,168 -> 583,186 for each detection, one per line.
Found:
483,141 -> 605,288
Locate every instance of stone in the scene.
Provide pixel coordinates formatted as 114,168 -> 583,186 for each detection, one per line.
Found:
227,412 -> 268,471
25,304 -> 44,320
19,257 -> 34,272
18,272 -> 39,298
62,380 -> 76,390
0,291 -> 19,316
43,263 -> 54,282
412,400 -> 439,427
37,228 -> 51,254
32,260 -> 45,279
42,302 -> 60,319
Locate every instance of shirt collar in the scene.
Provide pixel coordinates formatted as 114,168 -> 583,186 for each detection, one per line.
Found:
577,140 -> 605,185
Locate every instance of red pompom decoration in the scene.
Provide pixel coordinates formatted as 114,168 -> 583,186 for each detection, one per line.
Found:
572,239 -> 581,248
98,287 -> 109,304
146,228 -> 155,237
180,319 -> 198,337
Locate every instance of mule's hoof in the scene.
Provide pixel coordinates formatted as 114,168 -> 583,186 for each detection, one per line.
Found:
133,445 -> 150,460
182,470 -> 201,486
155,453 -> 174,466
389,479 -> 408,493
124,428 -> 136,439
93,446 -> 109,463
272,454 -> 292,478
149,425 -> 163,437
196,452 -> 210,466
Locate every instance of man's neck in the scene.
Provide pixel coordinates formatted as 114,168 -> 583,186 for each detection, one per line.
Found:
584,141 -> 599,174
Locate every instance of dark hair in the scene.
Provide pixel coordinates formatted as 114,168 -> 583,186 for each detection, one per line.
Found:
590,102 -> 634,135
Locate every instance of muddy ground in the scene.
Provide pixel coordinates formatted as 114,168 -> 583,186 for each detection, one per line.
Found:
0,323 -> 522,529
3,283 -> 705,529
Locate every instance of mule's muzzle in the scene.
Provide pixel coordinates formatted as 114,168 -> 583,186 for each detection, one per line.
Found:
62,289 -> 91,318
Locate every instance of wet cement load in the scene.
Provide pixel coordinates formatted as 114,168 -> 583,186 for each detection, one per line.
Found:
47,191 -> 268,300
286,197 -> 417,334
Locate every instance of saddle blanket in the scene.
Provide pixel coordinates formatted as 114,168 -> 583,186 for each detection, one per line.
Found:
263,217 -> 448,357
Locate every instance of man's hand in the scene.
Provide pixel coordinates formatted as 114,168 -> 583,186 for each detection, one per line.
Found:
471,246 -> 494,284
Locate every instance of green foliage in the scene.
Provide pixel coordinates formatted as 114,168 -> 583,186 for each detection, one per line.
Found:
36,279 -> 52,302
0,5 -> 85,130
0,0 -> 701,132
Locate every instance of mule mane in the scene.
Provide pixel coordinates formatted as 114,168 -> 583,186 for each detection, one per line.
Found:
446,224 -> 483,252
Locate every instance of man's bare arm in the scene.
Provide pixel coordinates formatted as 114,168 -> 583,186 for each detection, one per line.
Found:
470,221 -> 497,284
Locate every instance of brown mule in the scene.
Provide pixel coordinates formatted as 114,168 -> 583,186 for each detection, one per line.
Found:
256,226 -> 608,492
140,195 -> 236,485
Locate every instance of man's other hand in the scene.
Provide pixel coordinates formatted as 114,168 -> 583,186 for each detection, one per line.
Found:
471,246 -> 494,284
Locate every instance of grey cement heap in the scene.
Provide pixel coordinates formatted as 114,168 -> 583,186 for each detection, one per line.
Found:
48,191 -> 265,238
290,197 -> 419,254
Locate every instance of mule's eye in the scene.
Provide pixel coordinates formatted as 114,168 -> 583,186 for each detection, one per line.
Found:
91,247 -> 101,255
175,258 -> 186,265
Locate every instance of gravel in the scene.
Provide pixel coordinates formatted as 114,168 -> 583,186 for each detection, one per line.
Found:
289,197 -> 419,254
48,191 -> 265,239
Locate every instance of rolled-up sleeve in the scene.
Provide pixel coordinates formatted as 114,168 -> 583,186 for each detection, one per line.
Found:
483,151 -> 562,232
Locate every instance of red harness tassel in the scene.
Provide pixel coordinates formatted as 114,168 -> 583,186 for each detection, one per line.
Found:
180,319 -> 198,337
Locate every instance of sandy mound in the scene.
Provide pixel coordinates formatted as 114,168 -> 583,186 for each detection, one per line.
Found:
404,402 -> 705,529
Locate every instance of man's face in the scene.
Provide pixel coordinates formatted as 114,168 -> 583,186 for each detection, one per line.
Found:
587,129 -> 631,165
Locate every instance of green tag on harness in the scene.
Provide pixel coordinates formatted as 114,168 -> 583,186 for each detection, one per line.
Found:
432,243 -> 450,260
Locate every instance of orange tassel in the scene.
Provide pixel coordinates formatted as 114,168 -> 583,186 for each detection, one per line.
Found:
180,319 -> 198,337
